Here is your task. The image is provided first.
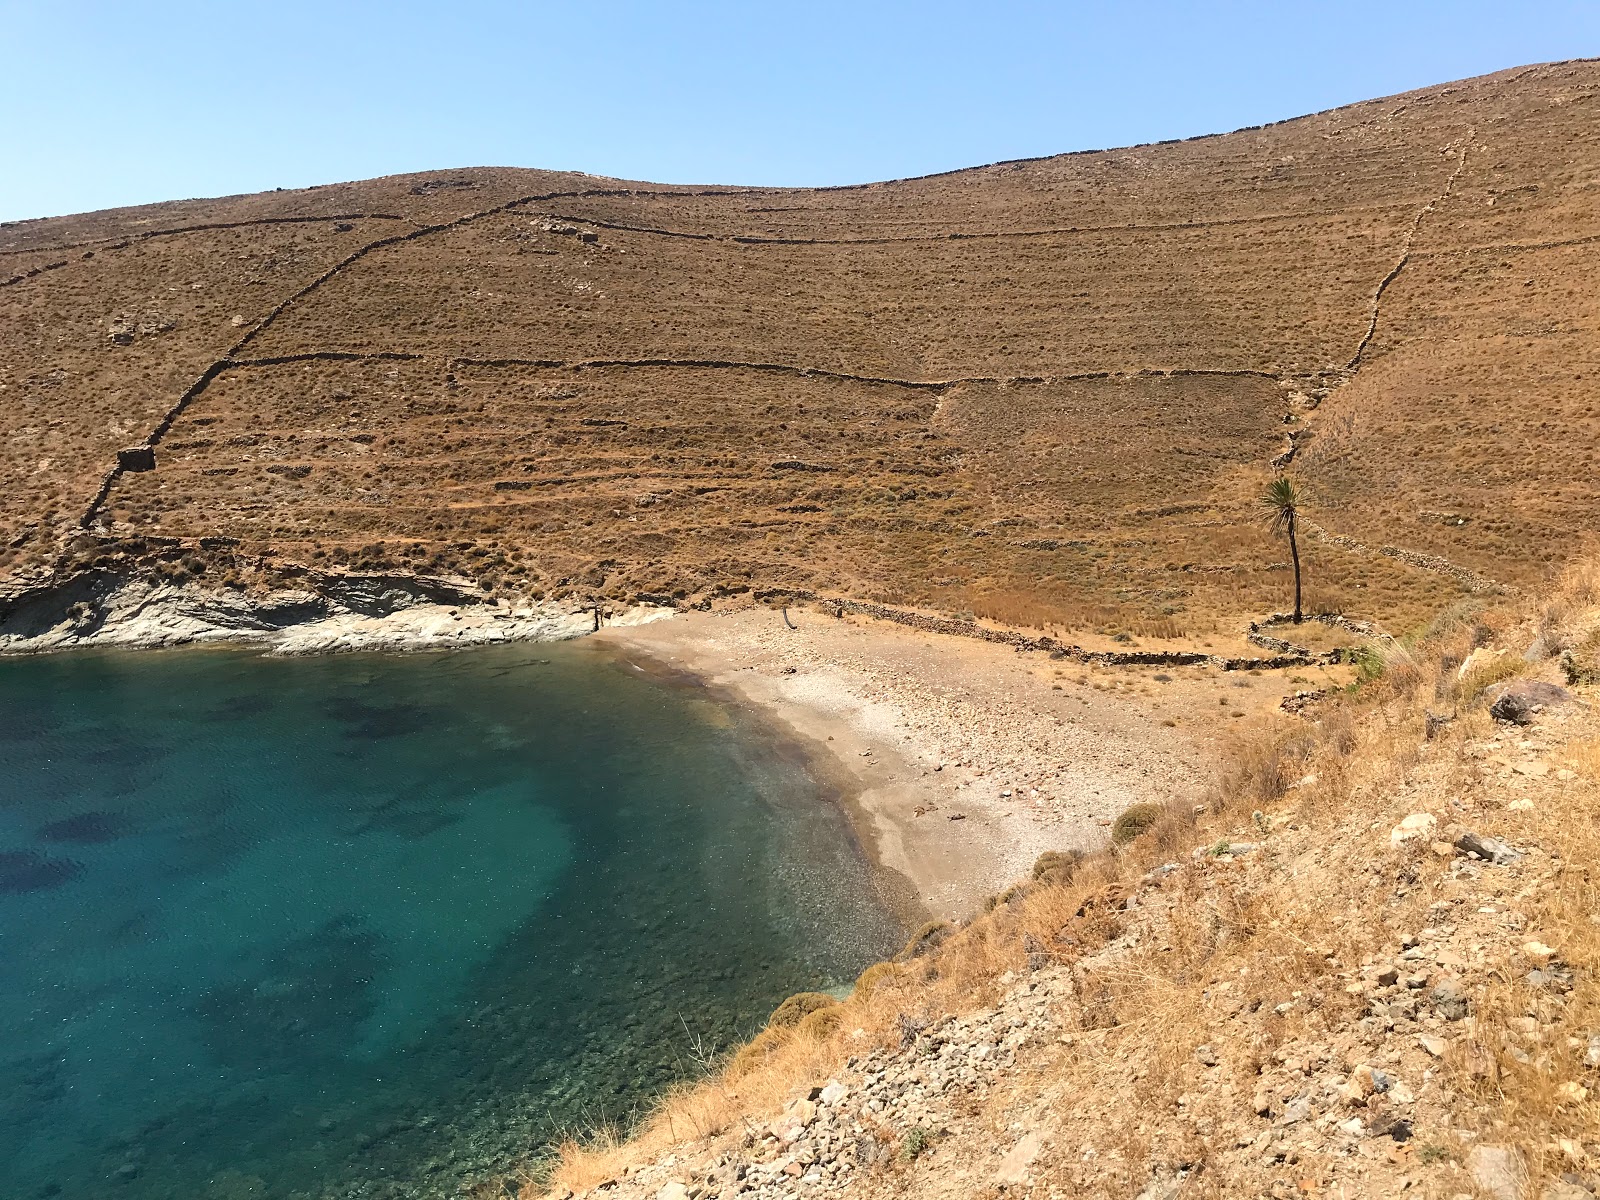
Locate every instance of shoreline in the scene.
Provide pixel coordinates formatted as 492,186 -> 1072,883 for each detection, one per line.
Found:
593,632 -> 931,930
0,569 -> 1240,921
595,605 -> 1211,921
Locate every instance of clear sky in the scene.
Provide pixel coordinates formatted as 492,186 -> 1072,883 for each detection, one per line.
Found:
4,1 -> 1599,222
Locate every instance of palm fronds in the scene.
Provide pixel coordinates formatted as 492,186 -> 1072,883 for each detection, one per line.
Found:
1261,475 -> 1301,533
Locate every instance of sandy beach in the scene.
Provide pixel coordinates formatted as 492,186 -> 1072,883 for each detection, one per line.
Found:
597,603 -> 1230,920
0,567 -> 1320,920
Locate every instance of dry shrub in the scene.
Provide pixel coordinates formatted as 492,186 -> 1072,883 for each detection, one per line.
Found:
1536,597 -> 1575,656
1209,720 -> 1319,813
766,991 -> 838,1030
726,1025 -> 788,1079
1376,638 -> 1424,696
1032,848 -> 1083,886
1556,557 -> 1600,610
851,961 -> 901,1000
1455,651 -> 1527,702
1110,802 -> 1162,845
895,921 -> 951,962
795,1005 -> 844,1040
1570,738 -> 1600,780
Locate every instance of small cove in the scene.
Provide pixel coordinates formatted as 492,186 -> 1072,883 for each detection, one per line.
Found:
0,640 -> 904,1199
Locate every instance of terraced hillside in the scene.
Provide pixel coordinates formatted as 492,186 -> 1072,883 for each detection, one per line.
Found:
4,59 -> 1598,637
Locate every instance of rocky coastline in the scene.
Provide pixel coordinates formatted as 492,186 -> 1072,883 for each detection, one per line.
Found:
0,567 -> 672,656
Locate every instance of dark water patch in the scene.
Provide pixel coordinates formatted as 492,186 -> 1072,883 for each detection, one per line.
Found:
196,917 -> 386,1068
0,642 -> 903,1199
211,692 -> 274,720
321,696 -> 437,739
38,810 -> 129,843
79,739 -> 165,770
109,909 -> 161,946
0,708 -> 52,742
350,803 -> 462,839
0,849 -> 82,893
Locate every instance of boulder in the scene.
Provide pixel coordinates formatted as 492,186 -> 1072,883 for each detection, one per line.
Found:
1389,813 -> 1437,846
1489,679 -> 1570,724
117,445 -> 156,472
1466,1145 -> 1525,1200
994,1131 -> 1041,1186
1431,979 -> 1470,1021
1447,824 -> 1523,865
1457,645 -> 1502,679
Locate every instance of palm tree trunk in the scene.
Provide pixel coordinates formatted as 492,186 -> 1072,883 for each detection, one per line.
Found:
1288,512 -> 1303,623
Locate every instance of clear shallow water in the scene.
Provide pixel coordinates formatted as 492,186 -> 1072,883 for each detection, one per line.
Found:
0,642 -> 902,1199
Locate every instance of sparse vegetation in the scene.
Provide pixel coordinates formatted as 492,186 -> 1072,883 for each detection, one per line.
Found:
765,992 -> 838,1030
1110,802 -> 1162,845
543,557 -> 1600,1200
898,1126 -> 938,1163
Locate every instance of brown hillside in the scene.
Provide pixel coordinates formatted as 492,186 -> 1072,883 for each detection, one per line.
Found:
4,59 -> 1598,635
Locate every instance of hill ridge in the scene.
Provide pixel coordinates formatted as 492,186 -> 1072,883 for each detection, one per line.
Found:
3,57 -> 1597,647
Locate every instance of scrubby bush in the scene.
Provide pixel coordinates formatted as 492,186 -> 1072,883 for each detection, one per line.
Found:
1562,630 -> 1600,686
1456,651 -> 1526,701
1209,725 -> 1320,813
894,921 -> 951,962
899,1126 -> 939,1162
852,961 -> 900,1000
795,1005 -> 843,1040
727,1026 -> 785,1078
1031,849 -> 1082,886
982,883 -> 1029,912
1111,803 -> 1162,845
765,991 -> 837,1030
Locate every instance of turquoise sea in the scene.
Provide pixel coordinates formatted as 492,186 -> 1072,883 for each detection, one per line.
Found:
0,641 -> 903,1199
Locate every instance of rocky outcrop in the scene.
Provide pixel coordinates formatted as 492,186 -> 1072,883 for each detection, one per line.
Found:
1487,679 -> 1572,725
0,568 -> 670,655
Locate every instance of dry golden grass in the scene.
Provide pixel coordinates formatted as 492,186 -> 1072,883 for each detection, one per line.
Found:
1570,738 -> 1600,780
541,558 -> 1600,1198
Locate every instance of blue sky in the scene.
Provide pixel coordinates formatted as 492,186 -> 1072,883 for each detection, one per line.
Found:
3,1 -> 1599,222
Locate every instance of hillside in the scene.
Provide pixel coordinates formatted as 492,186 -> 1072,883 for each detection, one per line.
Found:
4,59 -> 1598,640
542,563 -> 1600,1200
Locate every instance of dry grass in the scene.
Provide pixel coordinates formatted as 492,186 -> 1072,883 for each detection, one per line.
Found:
540,559 -> 1600,1198
1453,562 -> 1600,1175
1570,738 -> 1600,781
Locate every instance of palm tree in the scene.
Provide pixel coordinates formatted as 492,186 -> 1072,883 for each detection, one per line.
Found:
1261,476 -> 1304,623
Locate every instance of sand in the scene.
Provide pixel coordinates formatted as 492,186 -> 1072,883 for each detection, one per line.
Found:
0,568 -> 1297,923
597,604 -> 1216,921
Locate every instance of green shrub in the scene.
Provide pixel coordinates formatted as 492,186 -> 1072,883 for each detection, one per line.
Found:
899,1125 -> 939,1162
1348,645 -> 1385,685
1111,803 -> 1162,845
